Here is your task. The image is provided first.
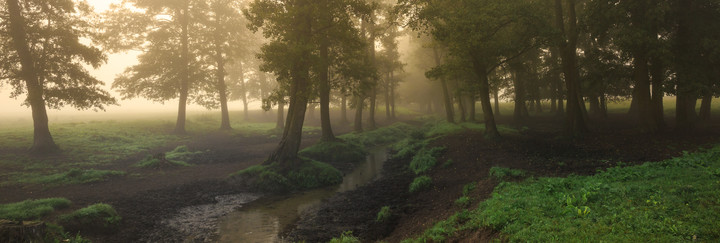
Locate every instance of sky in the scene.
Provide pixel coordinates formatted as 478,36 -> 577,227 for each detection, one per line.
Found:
0,0 -> 252,121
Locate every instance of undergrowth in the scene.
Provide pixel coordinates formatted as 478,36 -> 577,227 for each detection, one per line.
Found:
229,159 -> 343,192
403,146 -> 720,242
0,198 -> 71,221
58,203 -> 121,229
13,169 -> 125,186
134,145 -> 199,168
298,140 -> 367,164
409,176 -> 432,193
329,231 -> 361,243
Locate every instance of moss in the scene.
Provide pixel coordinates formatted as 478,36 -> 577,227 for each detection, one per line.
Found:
229,159 -> 343,192
58,203 -> 121,231
409,176 -> 432,193
0,198 -> 71,221
298,140 -> 367,164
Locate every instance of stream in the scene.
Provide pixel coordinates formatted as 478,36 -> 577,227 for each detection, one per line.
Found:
216,147 -> 389,242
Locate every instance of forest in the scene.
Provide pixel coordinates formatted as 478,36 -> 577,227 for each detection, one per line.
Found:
1,0 -> 719,242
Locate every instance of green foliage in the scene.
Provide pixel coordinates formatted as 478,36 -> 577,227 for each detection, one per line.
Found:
328,231 -> 361,243
462,182 -> 477,196
409,176 -> 432,193
0,198 -> 71,221
404,146 -> 720,242
58,203 -> 121,229
376,206 -> 391,222
441,159 -> 454,168
409,146 -> 446,174
489,167 -> 526,180
299,140 -> 367,164
229,160 -> 343,192
15,169 -> 125,186
392,137 -> 429,160
423,121 -> 519,138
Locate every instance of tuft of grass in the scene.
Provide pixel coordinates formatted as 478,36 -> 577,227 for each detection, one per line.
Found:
338,122 -> 417,147
409,146 -> 446,174
299,140 -> 367,164
376,206 -> 391,222
134,145 -> 199,168
229,159 -> 343,192
404,145 -> 720,242
489,166 -> 526,180
15,169 -> 125,186
409,176 -> 432,193
454,196 -> 471,207
462,182 -> 476,196
329,231 -> 361,243
0,198 -> 71,221
58,203 -> 121,230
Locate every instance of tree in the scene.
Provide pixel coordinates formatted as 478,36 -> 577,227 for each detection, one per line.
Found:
1,0 -> 116,153
103,0 -> 205,134
554,0 -> 588,137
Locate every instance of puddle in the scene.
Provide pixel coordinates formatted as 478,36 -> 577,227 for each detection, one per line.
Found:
217,147 -> 389,243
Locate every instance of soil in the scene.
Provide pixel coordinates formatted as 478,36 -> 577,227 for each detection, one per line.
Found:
1,113 -> 719,242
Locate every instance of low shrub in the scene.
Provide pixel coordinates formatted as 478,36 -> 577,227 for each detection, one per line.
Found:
329,231 -> 361,243
489,166 -> 526,180
454,196 -> 471,207
409,176 -> 432,193
0,198 -> 71,221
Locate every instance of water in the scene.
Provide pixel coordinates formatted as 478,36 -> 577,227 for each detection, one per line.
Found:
216,147 -> 389,243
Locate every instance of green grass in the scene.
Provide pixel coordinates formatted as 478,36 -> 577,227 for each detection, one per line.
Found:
134,145 -> 199,168
338,122 -> 418,147
424,121 -> 519,138
58,203 -> 121,228
403,146 -> 720,242
229,159 -> 343,192
409,146 -> 446,175
488,166 -> 526,180
455,196 -> 471,207
409,176 -> 432,193
376,206 -> 391,222
329,231 -> 361,243
0,198 -> 71,221
12,169 -> 125,186
298,140 -> 367,164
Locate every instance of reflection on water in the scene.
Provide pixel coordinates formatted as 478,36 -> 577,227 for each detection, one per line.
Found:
217,147 -> 388,243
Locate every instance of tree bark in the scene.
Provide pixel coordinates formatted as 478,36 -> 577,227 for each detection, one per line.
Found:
511,64 -> 529,124
390,73 -> 396,119
699,91 -> 712,122
632,53 -> 656,132
215,16 -> 231,131
6,0 -> 58,153
493,89 -> 501,116
433,46 -> 455,123
555,0 -> 588,137
341,92 -> 348,123
457,92 -> 466,122
472,60 -> 500,138
385,72 -> 391,121
174,0 -> 190,134
276,100 -> 285,130
674,0 -> 697,131
318,40 -> 335,141
650,57 -> 666,130
354,96 -> 364,132
468,95 -> 476,122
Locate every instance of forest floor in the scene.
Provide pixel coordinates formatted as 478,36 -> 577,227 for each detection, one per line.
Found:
1,113 -> 719,242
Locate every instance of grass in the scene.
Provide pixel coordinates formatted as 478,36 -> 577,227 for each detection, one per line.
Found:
329,231 -> 361,243
298,140 -> 367,164
403,145 -> 720,242
58,203 -> 121,229
409,176 -> 432,193
229,159 -> 343,192
488,166 -> 526,180
0,198 -> 71,221
409,146 -> 446,175
338,122 -> 418,147
134,145 -> 199,168
376,206 -> 391,222
11,169 -> 125,186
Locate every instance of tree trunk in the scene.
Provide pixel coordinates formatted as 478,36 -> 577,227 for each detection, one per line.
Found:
472,61 -> 500,138
631,53 -> 656,132
319,40 -> 335,142
535,99 -> 543,113
555,0 -> 588,137
341,93 -> 348,123
6,0 -> 58,153
368,87 -> 377,129
215,17 -> 231,131
589,95 -> 601,118
512,65 -> 528,124
276,100 -> 285,130
699,91 -> 712,122
266,2 -> 312,168
433,46 -> 455,123
354,96 -> 364,132
674,0 -> 697,131
458,92 -> 466,122
650,58 -> 666,130
468,95 -> 476,122
385,72 -> 391,121
493,89 -> 501,116
174,1 -> 190,135
390,73 -> 396,119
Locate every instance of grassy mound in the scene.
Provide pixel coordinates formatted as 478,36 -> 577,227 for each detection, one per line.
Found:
404,146 -> 720,242
338,122 -> 417,147
299,140 -> 367,164
58,203 -> 121,232
0,198 -> 71,221
16,169 -> 125,186
229,159 -> 343,192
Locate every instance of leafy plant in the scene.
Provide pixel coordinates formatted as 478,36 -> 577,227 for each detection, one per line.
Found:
329,231 -> 361,243
58,203 -> 121,230
14,169 -> 125,186
409,146 -> 446,174
376,206 -> 391,222
489,166 -> 526,180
